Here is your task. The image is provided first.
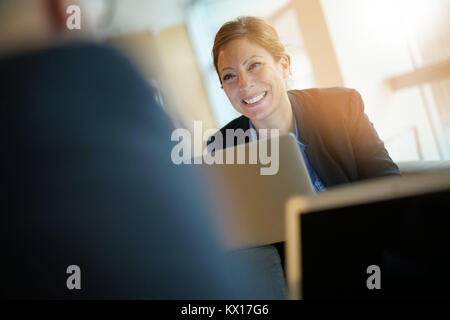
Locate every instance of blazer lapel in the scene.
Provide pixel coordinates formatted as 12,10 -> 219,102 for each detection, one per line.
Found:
238,115 -> 250,131
288,91 -> 349,187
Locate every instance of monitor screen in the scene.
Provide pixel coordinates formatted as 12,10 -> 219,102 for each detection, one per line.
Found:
299,189 -> 450,299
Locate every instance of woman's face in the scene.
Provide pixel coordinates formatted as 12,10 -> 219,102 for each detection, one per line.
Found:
217,37 -> 290,121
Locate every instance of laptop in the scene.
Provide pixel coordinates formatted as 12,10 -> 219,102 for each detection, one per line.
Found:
196,134 -> 315,250
285,170 -> 450,299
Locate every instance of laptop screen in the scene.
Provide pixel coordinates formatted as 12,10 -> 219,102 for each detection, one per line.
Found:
298,189 -> 450,299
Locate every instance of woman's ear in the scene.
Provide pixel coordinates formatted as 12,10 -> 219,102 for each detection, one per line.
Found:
279,55 -> 291,79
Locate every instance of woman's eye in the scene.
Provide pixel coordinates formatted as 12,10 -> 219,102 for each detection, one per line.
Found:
249,62 -> 261,70
223,74 -> 235,81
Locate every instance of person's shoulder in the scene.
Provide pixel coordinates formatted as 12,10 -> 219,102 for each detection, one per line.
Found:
2,41 -> 169,138
1,41 -> 127,68
221,115 -> 249,131
207,115 -> 248,149
2,42 -> 146,86
289,87 -> 362,118
289,87 -> 359,103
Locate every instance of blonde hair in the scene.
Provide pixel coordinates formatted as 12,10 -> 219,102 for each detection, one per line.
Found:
212,16 -> 290,83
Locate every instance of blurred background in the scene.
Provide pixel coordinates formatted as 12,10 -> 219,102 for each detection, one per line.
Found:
73,0 -> 450,161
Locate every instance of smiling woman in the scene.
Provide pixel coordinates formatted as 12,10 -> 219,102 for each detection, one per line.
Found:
217,37 -> 291,126
209,16 -> 400,188
213,17 -> 293,132
207,16 -> 401,299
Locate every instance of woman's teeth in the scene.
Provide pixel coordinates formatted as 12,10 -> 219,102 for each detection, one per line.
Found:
243,92 -> 266,104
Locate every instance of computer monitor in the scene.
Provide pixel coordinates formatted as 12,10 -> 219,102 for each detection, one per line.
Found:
286,170 -> 450,299
197,134 -> 315,250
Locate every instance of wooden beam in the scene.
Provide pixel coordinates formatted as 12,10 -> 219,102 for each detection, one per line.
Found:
290,0 -> 344,87
388,59 -> 450,90
270,2 -> 292,23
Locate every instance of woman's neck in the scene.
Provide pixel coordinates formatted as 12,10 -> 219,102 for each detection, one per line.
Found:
251,92 -> 294,135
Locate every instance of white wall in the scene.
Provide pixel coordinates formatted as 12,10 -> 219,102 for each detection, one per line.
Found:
320,0 -> 445,161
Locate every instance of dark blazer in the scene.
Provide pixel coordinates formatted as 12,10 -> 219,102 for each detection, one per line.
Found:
208,87 -> 400,187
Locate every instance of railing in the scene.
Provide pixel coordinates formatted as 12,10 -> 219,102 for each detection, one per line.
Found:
384,126 -> 423,161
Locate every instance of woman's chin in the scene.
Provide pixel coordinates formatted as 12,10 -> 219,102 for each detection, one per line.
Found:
239,103 -> 271,121
246,108 -> 271,122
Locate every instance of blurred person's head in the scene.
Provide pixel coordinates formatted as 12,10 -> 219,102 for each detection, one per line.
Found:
212,16 -> 291,125
0,0 -> 101,56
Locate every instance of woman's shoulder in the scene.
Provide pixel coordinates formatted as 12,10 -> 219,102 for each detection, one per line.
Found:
289,86 -> 360,102
207,115 -> 249,149
289,87 -> 363,118
220,115 -> 250,131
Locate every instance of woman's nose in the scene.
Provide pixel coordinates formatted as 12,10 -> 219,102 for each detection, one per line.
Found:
238,72 -> 253,89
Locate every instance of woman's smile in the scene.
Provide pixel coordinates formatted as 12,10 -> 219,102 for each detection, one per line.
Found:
242,91 -> 268,106
217,37 -> 291,123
